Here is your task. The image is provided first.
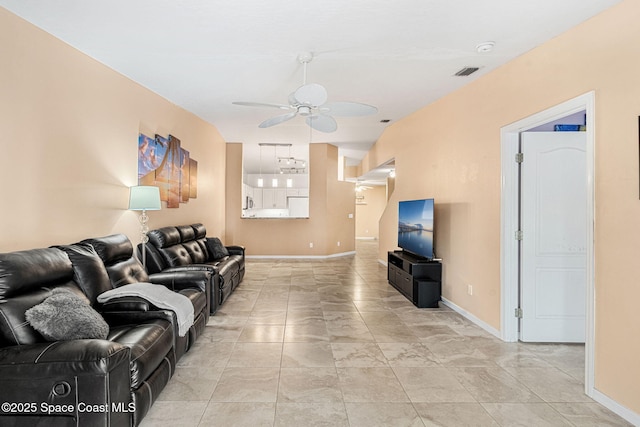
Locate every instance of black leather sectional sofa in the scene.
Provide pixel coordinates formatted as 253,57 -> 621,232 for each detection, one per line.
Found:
140,223 -> 245,314
0,234 -> 213,427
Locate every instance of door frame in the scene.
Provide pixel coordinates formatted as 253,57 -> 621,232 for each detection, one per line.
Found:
500,91 -> 595,395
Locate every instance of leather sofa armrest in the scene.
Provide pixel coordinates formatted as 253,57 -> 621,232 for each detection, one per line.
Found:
226,245 -> 245,256
98,296 -> 152,312
0,341 -> 132,423
101,308 -> 176,327
149,270 -> 212,316
97,296 -> 180,327
150,269 -> 213,293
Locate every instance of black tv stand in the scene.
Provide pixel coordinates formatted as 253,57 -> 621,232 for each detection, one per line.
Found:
388,250 -> 442,308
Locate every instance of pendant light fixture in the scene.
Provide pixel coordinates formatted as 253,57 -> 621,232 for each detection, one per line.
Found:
257,144 -> 264,187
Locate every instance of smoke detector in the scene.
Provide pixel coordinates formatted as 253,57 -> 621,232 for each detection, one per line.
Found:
476,41 -> 495,53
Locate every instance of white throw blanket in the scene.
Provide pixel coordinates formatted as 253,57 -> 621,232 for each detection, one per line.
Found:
97,282 -> 194,337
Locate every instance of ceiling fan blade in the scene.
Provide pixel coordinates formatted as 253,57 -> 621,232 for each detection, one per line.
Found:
306,114 -> 337,133
259,112 -> 297,128
233,101 -> 291,110
294,83 -> 327,106
321,101 -> 378,117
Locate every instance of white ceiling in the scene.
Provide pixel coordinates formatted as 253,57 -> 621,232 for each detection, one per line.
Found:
0,0 -> 620,181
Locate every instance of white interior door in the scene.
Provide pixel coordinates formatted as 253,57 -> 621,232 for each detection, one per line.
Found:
520,131 -> 586,343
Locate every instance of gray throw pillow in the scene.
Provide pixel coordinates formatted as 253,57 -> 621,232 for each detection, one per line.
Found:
25,288 -> 109,341
206,237 -> 230,260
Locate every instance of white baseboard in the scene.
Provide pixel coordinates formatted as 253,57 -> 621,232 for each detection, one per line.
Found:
356,237 -> 377,240
246,251 -> 356,260
378,259 -> 388,267
440,297 -> 502,339
589,388 -> 640,426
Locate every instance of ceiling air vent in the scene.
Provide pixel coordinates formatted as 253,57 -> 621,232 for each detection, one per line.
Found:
454,66 -> 480,77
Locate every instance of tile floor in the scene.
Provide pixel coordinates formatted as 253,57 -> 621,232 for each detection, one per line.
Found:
140,240 -> 632,427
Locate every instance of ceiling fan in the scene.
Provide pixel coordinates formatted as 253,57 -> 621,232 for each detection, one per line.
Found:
232,52 -> 377,133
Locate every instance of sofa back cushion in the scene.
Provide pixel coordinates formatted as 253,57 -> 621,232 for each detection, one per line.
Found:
0,248 -> 83,345
56,243 -> 113,305
148,226 -> 197,267
177,225 -> 195,241
0,248 -> 72,299
148,226 -> 181,248
176,224 -> 208,263
191,223 -> 210,262
83,234 -> 150,287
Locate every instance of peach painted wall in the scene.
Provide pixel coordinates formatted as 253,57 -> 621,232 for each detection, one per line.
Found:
360,0 -> 639,415
226,143 -> 355,256
355,185 -> 387,239
0,8 -> 226,252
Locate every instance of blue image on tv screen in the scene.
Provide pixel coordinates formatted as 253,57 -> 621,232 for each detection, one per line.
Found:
398,199 -> 434,259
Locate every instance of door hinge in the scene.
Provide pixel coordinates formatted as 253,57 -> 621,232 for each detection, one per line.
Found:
515,152 -> 524,163
515,307 -> 523,318
515,230 -> 523,241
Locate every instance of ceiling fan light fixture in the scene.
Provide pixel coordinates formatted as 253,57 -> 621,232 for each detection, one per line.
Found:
298,106 -> 312,116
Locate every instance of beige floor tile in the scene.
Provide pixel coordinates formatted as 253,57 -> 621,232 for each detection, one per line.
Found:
177,341 -> 234,367
337,367 -> 410,402
504,367 -> 593,403
227,342 -> 283,367
414,402 -> 499,427
275,403 -> 349,427
211,367 -> 280,402
284,321 -> 330,342
237,324 -> 285,342
449,366 -> 542,403
277,367 -> 343,403
425,336 -> 496,367
247,310 -> 287,324
377,342 -> 440,367
550,402 -> 636,426
281,342 -> 335,367
156,366 -> 224,401
325,321 -> 375,343
198,324 -> 244,342
344,402 -> 424,427
200,402 -> 275,426
331,342 -> 389,367
393,367 -> 477,403
139,401 -> 207,427
481,402 -> 573,426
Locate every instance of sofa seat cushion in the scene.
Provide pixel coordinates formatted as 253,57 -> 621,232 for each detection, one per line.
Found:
178,288 -> 206,317
227,254 -> 244,266
213,258 -> 238,279
107,319 -> 173,389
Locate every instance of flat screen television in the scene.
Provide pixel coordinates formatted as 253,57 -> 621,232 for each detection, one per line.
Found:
398,198 -> 435,260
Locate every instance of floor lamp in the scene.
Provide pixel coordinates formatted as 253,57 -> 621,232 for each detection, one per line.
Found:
129,185 -> 161,269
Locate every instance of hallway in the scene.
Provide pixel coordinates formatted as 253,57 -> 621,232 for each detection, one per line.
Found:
141,240 -> 630,426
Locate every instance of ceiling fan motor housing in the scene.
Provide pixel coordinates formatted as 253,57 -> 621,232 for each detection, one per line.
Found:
298,106 -> 312,116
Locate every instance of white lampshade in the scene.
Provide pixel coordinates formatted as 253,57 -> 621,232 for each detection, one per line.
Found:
129,186 -> 161,211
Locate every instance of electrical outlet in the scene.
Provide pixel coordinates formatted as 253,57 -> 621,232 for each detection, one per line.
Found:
309,242 -> 313,248
467,284 -> 473,295
337,241 -> 341,247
